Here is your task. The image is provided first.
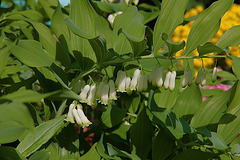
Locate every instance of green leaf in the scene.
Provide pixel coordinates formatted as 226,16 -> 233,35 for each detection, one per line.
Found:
184,0 -> 234,55
172,84 -> 202,119
227,80 -> 240,111
113,6 -> 146,55
209,132 -> 228,150
172,149 -> 213,160
190,90 -> 230,128
0,146 -> 25,160
92,1 -> 127,13
79,143 -> 101,160
101,105 -> 127,128
231,56 -> 240,79
0,102 -> 35,130
0,47 -> 10,76
17,115 -> 65,157
130,107 -> 153,160
38,0 -> 58,19
152,129 -> 175,160
124,92 -> 141,114
0,121 -> 27,144
29,150 -> 50,160
64,17 -> 94,39
10,40 -> 52,67
0,90 -> 62,103
217,70 -> 237,81
147,90 -> 192,139
197,42 -> 227,56
216,25 -> 240,48
153,0 -> 189,53
161,33 -> 185,57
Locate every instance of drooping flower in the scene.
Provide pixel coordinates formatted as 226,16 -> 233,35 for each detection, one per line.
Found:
201,71 -> 207,86
65,102 -> 75,123
125,76 -> 132,95
188,69 -> 192,86
182,67 -> 189,88
143,75 -> 148,91
195,69 -> 203,85
169,71 -> 176,91
136,71 -> 144,92
155,67 -> 164,87
101,84 -> 109,105
164,71 -> 171,89
107,11 -> 123,25
108,80 -> 117,100
79,85 -> 90,103
149,66 -> 157,84
212,67 -> 217,82
116,71 -> 127,92
130,69 -> 141,90
87,85 -> 97,107
72,104 -> 92,128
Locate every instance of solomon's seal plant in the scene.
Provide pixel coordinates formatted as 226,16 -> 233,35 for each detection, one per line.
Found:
1,0 -> 240,159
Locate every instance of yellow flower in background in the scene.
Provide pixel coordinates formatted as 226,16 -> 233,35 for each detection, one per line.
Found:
171,4 -> 240,71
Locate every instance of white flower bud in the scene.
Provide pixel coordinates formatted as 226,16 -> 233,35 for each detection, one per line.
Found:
79,85 -> 90,103
115,70 -> 122,87
65,103 -> 75,123
143,75 -> 148,91
155,67 -> 164,87
212,67 -> 217,82
182,67 -> 189,88
130,69 -> 141,90
101,84 -> 109,105
133,0 -> 139,5
76,105 -> 92,128
87,85 -> 97,106
72,108 -> 82,125
201,71 -> 206,86
117,71 -> 127,92
195,70 -> 202,85
136,72 -> 144,92
125,76 -> 132,95
149,66 -> 157,84
107,11 -> 123,25
96,82 -> 104,100
164,71 -> 171,89
109,80 -> 117,100
169,71 -> 176,91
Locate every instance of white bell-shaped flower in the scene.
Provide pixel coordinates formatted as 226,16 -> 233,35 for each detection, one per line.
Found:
107,11 -> 123,25
169,71 -> 176,91
76,105 -> 92,128
116,71 -> 127,92
136,72 -> 144,92
164,71 -> 171,89
195,70 -> 203,85
201,71 -> 207,86
212,67 -> 217,82
155,67 -> 164,87
130,69 -> 141,90
133,0 -> 139,5
109,80 -> 117,100
65,102 -> 75,123
101,84 -> 109,105
125,76 -> 132,95
79,85 -> 90,103
182,67 -> 189,88
87,85 -> 97,106
188,69 -> 192,86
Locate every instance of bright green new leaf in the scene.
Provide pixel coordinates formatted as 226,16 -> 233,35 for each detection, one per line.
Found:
153,0 -> 189,53
10,40 -> 52,67
197,42 -> 227,56
17,115 -> 65,157
216,25 -> 240,49
184,0 -> 234,55
0,121 -> 27,144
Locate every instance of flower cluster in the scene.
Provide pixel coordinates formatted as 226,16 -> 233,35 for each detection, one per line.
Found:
164,71 -> 176,91
65,101 -> 92,128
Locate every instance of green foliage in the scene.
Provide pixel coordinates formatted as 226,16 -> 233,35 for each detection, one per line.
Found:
0,0 -> 240,159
